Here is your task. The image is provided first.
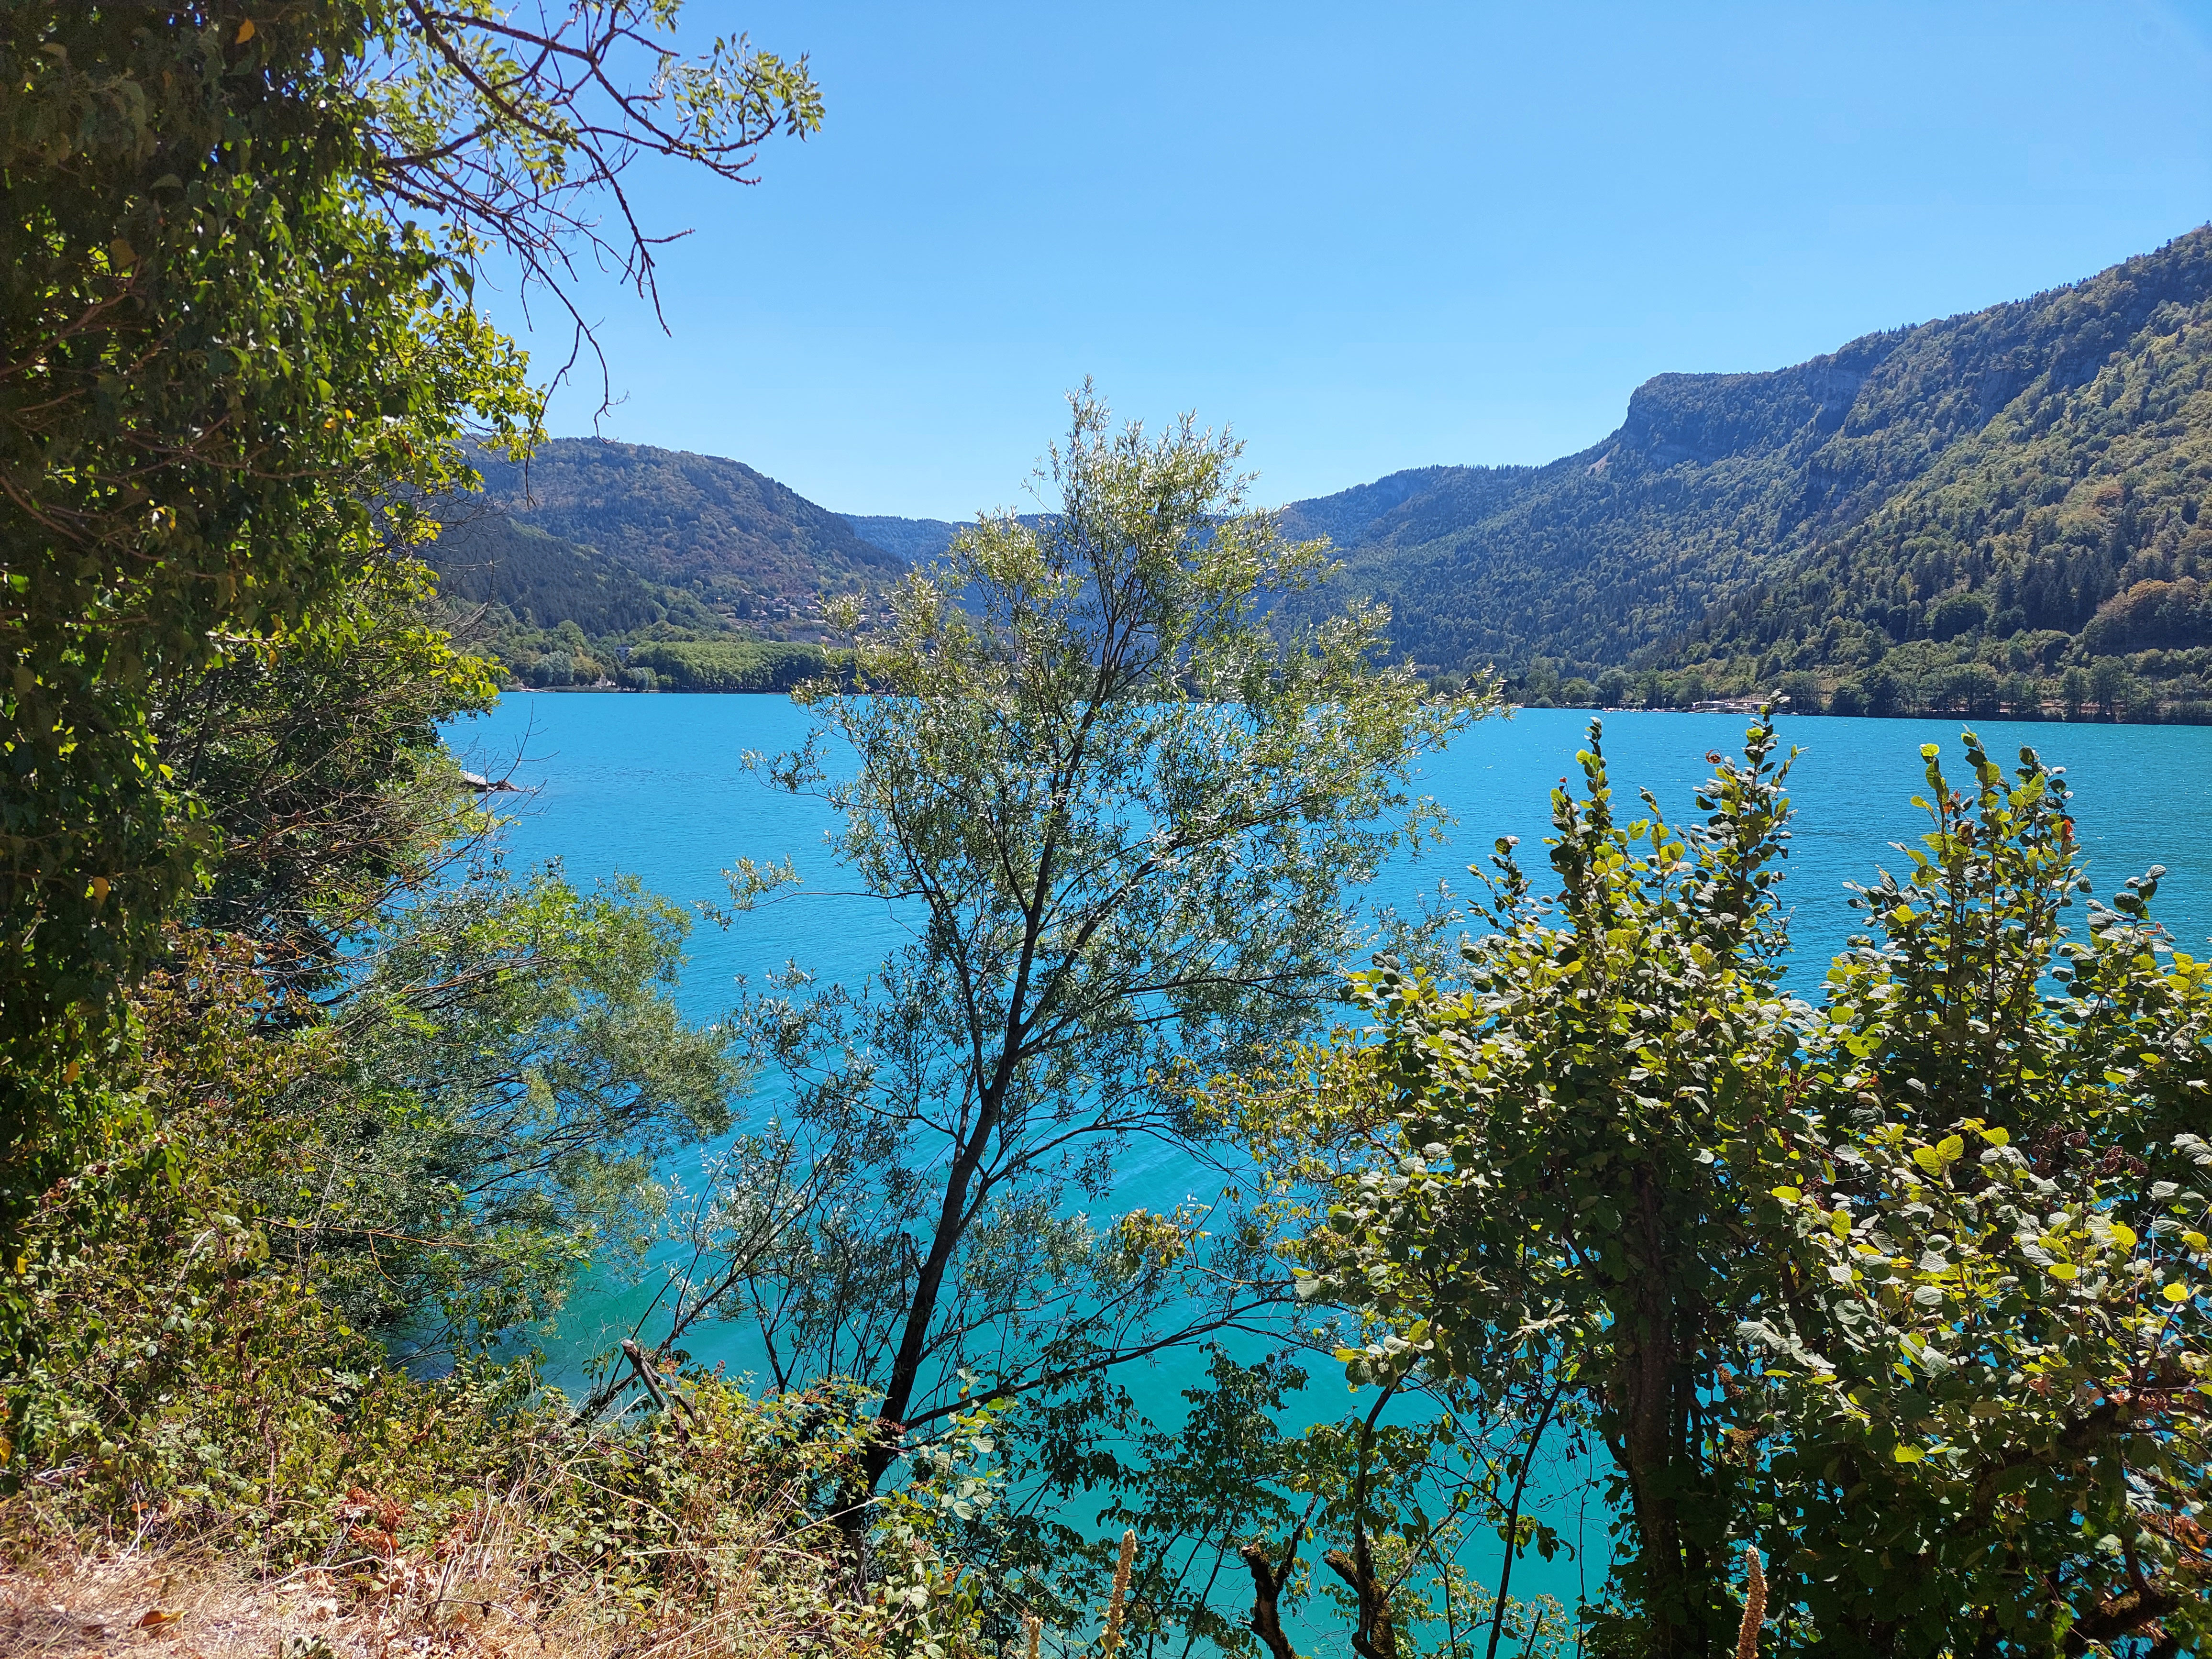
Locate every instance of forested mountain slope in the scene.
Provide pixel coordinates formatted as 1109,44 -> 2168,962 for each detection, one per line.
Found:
426,509 -> 728,636
1291,225 -> 2212,710
839,512 -> 960,563
1676,235 -> 2212,686
469,438 -> 907,630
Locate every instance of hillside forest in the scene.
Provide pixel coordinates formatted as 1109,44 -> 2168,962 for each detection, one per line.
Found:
1285,226 -> 2212,723
5,8 -> 2212,1659
459,230 -> 2212,724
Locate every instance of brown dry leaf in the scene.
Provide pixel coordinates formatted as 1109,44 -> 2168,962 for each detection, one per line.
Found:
136,1607 -> 183,1628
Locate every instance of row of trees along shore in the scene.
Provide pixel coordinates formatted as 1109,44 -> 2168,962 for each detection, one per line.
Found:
1482,650 -> 2212,723
6,7 -> 2212,1659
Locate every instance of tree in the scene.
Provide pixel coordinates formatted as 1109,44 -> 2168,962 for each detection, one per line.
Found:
1281,725 -> 2212,1653
269,863 -> 739,1357
1290,718 -> 1803,1656
149,557 -> 499,984
1862,665 -> 1902,718
625,389 -> 1487,1520
1742,736 -> 2212,1653
1943,661 -> 2002,719
2,0 -> 818,1228
3,0 -> 529,1187
2090,656 -> 2134,719
2061,664 -> 2092,719
110,547 -> 742,1359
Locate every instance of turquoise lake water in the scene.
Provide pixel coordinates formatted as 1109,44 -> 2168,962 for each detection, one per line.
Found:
447,696 -> 2210,1626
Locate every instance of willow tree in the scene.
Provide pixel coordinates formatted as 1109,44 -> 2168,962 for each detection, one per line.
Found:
645,388 -> 1486,1504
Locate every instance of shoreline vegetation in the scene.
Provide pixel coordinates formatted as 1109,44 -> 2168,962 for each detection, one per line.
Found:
506,674 -> 2212,727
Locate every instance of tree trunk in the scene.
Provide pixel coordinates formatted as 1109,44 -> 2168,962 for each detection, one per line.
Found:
834,1080 -> 1006,1566
1324,1536 -> 1400,1659
1240,1543 -> 1298,1659
1616,1172 -> 1706,1656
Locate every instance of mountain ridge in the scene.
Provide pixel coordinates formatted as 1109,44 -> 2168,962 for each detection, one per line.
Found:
465,438 -> 905,632
425,226 -> 2212,717
1278,224 -> 2212,708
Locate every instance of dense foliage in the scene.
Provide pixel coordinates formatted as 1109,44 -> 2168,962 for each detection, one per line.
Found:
4,906 -> 1003,1658
0,0 -> 828,1190
615,389 -> 1488,1527
1262,718 -> 2211,1655
0,0 -> 537,1197
627,637 -> 847,693
1745,737 -> 2212,1654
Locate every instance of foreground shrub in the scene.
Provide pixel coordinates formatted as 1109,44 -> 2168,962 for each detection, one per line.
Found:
0,946 -> 992,1659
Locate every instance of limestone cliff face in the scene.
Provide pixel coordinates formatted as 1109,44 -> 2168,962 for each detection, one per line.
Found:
1615,342 -> 1897,471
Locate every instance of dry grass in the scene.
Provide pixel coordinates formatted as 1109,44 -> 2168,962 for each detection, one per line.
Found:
0,1496 -> 854,1659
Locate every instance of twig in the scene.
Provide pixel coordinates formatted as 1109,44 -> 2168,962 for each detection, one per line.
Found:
620,1339 -> 699,1431
1486,1374 -> 1565,1659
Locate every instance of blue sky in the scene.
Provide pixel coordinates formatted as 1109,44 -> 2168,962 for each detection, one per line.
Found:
492,0 -> 2212,520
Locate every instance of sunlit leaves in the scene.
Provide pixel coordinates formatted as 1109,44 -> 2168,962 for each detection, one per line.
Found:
1279,726 -> 2212,1651
1744,737 -> 2212,1653
699,387 -> 1492,1619
2,2 -> 539,1188
1276,713 -> 1809,1652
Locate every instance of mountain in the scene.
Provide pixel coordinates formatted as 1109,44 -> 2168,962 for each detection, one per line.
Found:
839,513 -> 962,564
422,229 -> 2212,716
1288,225 -> 2212,713
465,438 -> 907,632
425,508 -> 728,637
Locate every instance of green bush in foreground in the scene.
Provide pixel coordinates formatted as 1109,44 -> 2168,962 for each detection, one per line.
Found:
1261,718 -> 2211,1656
0,938 -> 994,1658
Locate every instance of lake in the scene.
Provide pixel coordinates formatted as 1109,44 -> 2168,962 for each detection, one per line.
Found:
446,695 -> 2212,1629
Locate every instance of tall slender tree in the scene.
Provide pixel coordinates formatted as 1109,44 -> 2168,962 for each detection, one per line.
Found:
627,388 -> 1489,1516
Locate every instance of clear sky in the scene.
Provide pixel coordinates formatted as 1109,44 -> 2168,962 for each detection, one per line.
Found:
490,0 -> 2212,520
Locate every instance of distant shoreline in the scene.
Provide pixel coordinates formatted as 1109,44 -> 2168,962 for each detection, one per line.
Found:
494,686 -> 2203,728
